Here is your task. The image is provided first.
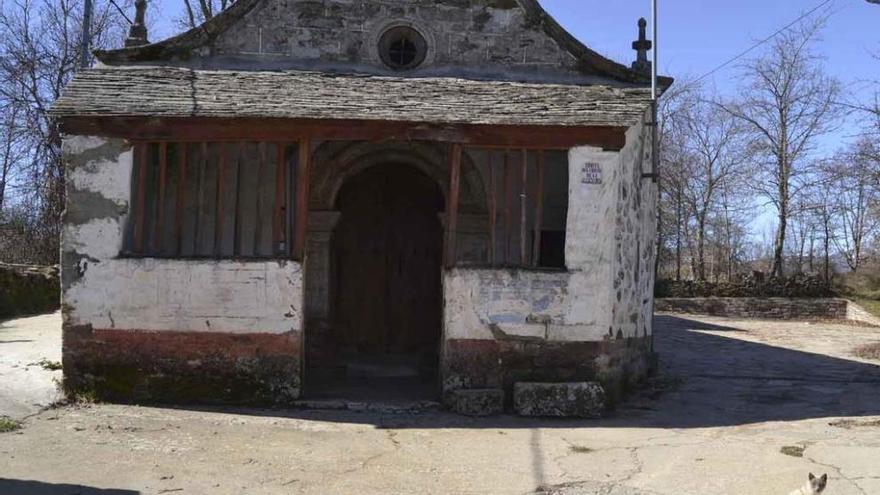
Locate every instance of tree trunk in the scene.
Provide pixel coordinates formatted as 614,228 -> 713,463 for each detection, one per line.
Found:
771,207 -> 787,278
675,189 -> 682,281
696,214 -> 707,281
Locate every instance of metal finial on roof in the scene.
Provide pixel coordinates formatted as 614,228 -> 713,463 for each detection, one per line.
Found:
124,0 -> 149,48
631,17 -> 652,74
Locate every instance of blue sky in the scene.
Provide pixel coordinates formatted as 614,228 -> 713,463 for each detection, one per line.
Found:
146,0 -> 879,237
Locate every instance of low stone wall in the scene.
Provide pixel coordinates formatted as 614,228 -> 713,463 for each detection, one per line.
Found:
656,297 -> 879,326
0,263 -> 60,319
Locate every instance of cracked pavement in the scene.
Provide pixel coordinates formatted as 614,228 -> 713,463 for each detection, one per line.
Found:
1,313 -> 880,494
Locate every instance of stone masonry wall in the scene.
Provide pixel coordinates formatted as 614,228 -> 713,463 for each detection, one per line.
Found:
184,0 -> 615,85
611,110 -> 654,344
657,297 -> 880,327
61,135 -> 305,404
0,263 -> 60,319
655,298 -> 849,321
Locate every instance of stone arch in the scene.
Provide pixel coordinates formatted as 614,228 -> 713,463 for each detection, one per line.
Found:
304,140 -> 490,360
309,140 -> 486,213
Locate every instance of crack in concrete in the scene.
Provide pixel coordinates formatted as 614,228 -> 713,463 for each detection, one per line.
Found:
802,447 -> 868,495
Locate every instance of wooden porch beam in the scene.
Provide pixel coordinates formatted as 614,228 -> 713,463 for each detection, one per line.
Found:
59,117 -> 628,151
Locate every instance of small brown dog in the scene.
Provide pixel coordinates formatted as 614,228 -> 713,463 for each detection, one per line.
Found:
789,473 -> 828,495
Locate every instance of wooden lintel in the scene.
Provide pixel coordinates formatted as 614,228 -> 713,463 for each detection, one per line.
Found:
59,117 -> 628,151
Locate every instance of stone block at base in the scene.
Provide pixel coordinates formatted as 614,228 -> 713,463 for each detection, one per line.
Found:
446,389 -> 504,416
513,382 -> 606,418
62,324 -> 302,405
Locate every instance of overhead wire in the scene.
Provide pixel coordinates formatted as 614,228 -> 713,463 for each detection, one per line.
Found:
685,0 -> 836,89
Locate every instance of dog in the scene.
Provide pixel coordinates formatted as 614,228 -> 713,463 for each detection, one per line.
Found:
789,473 -> 827,494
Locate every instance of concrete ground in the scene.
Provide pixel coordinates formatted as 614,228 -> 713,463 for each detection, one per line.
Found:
0,312 -> 62,419
1,313 -> 880,495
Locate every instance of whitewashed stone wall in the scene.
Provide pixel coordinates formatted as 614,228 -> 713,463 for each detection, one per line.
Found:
443,115 -> 656,344
61,135 -> 304,335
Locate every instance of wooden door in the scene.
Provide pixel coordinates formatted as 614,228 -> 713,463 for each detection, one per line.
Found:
332,164 -> 444,356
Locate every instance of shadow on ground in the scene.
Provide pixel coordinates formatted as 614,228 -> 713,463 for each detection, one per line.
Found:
0,479 -> 139,494
108,314 -> 880,430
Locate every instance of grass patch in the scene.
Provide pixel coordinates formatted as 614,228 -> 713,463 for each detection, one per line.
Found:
780,445 -> 805,457
68,389 -> 98,404
853,342 -> 880,360
32,358 -> 62,371
568,445 -> 594,454
855,299 -> 880,318
829,418 -> 880,429
0,416 -> 21,433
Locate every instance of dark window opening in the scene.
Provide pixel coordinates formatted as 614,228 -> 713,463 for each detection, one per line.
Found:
124,141 -> 308,260
388,37 -> 418,67
379,26 -> 427,70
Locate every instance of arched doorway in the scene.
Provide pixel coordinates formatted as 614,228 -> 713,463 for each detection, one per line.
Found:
309,163 -> 444,400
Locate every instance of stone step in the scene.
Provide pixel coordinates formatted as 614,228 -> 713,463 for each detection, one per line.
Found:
513,382 -> 606,418
293,398 -> 441,414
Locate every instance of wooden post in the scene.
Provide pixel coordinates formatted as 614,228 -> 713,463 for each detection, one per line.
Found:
445,144 -> 462,268
254,142 -> 266,256
175,143 -> 186,255
233,142 -> 244,256
273,143 -> 286,254
487,150 -> 497,266
214,143 -> 226,256
503,149 -> 512,265
520,149 -> 528,266
532,151 -> 545,267
293,140 -> 311,260
154,142 -> 167,253
133,142 -> 147,253
194,142 -> 206,253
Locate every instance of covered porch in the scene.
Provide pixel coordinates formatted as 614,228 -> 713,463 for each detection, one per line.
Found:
54,67 -> 654,406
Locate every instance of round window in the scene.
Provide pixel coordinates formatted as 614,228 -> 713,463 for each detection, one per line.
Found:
378,26 -> 427,70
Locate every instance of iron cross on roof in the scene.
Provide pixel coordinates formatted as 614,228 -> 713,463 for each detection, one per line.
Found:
631,18 -> 653,74
124,0 -> 149,48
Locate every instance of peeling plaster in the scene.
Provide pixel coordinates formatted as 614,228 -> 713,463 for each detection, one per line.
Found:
60,135 -> 305,336
443,117 -> 656,345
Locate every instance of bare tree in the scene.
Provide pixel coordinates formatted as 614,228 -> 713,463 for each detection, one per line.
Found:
0,0 -> 128,263
657,79 -> 697,281
0,106 -> 24,212
180,0 -> 236,28
719,17 -> 841,278
678,95 -> 746,280
828,139 -> 880,272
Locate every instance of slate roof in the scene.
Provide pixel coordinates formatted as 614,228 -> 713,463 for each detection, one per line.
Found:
51,67 -> 653,127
